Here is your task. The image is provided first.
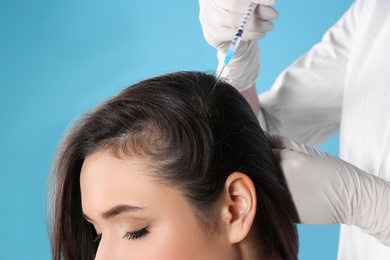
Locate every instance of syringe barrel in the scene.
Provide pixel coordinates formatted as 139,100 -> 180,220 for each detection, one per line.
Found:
228,35 -> 242,52
239,2 -> 257,31
222,2 -> 257,66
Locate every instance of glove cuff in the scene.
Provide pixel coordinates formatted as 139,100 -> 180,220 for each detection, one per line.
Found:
216,41 -> 260,91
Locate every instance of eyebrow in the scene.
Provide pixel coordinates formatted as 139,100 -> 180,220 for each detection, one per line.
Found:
83,205 -> 144,221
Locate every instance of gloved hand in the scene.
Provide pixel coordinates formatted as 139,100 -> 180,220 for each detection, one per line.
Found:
199,0 -> 278,91
266,133 -> 390,246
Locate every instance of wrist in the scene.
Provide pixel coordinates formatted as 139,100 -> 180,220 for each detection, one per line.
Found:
240,85 -> 260,115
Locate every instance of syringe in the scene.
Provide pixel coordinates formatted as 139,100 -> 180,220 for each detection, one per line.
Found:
217,2 -> 258,78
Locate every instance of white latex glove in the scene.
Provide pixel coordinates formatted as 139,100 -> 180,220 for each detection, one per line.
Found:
199,0 -> 278,91
267,133 -> 390,246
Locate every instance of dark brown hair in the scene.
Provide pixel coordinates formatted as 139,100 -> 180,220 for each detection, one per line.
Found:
48,71 -> 299,259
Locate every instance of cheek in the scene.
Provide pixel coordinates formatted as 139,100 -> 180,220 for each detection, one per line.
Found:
133,215 -> 230,260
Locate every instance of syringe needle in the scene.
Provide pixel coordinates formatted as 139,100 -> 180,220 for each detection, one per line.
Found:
217,65 -> 226,78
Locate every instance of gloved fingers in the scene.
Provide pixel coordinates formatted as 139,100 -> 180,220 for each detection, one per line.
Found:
235,5 -> 278,40
268,132 -> 390,231
271,148 -> 310,169
271,147 -> 345,225
212,14 -> 275,36
199,2 -> 236,45
201,16 -> 268,49
270,147 -> 283,162
243,19 -> 274,40
254,5 -> 279,21
253,0 -> 276,5
212,0 -> 276,14
265,132 -> 305,152
212,1 -> 278,21
201,4 -> 276,34
200,16 -> 236,48
209,6 -> 276,32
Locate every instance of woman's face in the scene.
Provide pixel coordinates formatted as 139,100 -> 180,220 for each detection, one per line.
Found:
80,150 -> 237,260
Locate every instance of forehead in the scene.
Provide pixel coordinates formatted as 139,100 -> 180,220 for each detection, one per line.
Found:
80,151 -> 147,206
79,151 -> 192,220
81,151 -> 150,190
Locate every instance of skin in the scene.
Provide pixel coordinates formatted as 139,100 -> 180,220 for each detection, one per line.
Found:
80,150 -> 258,260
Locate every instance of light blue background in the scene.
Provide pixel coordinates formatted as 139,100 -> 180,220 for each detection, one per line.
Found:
0,0 -> 352,259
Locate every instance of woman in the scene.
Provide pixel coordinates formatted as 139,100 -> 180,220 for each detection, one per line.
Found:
49,71 -> 299,259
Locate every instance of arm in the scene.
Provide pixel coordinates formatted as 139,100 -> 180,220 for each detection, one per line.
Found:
258,2 -> 361,147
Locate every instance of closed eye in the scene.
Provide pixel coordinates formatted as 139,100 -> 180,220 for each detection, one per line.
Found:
122,227 -> 149,240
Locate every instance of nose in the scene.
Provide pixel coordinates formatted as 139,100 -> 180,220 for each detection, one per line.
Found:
94,234 -> 134,260
94,242 -> 105,260
94,235 -> 114,260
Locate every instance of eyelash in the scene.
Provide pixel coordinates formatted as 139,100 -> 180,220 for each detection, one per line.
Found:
122,227 -> 149,240
93,227 -> 149,243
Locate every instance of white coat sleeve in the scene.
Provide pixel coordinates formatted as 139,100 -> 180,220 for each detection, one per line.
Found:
259,2 -> 360,147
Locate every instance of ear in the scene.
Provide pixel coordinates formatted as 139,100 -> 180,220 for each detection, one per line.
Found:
220,172 -> 257,244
